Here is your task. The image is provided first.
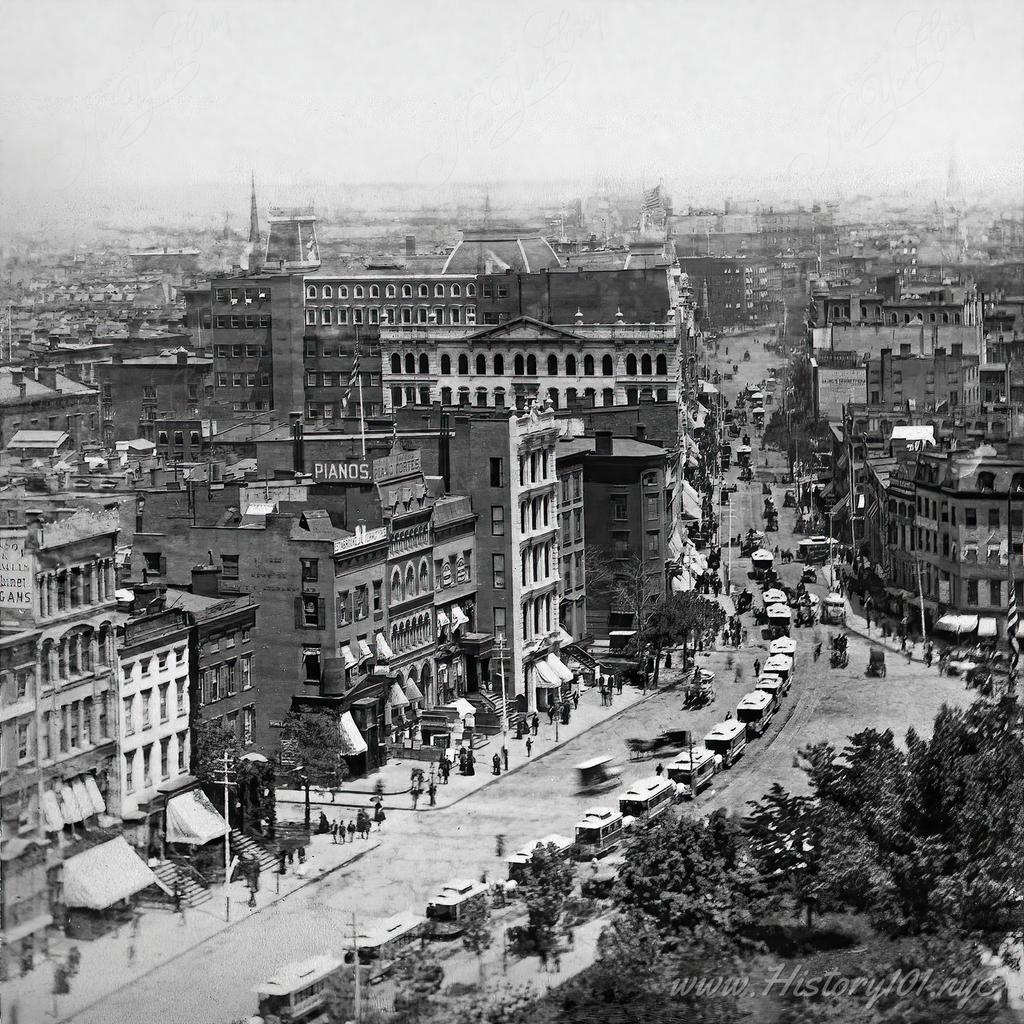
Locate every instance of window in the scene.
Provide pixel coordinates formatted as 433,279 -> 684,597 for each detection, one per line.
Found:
353,285 -> 365,299
241,654 -> 252,690
612,531 -> 630,558
492,554 -> 506,589
372,580 -> 382,613
17,720 -> 29,762
305,309 -> 316,326
336,591 -> 351,625
612,495 -> 628,521
160,738 -> 170,780
301,558 -> 318,582
303,646 -> 322,683
159,684 -> 169,722
355,584 -> 369,619
574,508 -> 583,541
988,508 -> 1000,529
222,554 -> 239,580
301,595 -> 322,627
990,580 -> 1002,605
141,690 -> 152,729
177,732 -> 188,771
965,507 -> 977,527
491,505 -> 505,535
418,284 -> 429,298
646,495 -> 659,522
123,696 -> 134,735
489,458 -> 504,487
646,531 -> 660,556
124,752 -> 135,794
176,680 -> 186,714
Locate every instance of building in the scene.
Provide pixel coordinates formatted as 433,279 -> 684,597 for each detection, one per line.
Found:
448,403 -> 572,716
94,350 -> 213,451
866,347 -> 980,411
0,366 -> 100,452
679,256 -> 784,328
380,314 -> 681,414
555,444 -> 588,641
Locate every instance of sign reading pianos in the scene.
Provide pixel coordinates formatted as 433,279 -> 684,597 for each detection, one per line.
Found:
312,460 -> 372,483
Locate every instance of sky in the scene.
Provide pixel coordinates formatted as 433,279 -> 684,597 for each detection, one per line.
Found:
1,0 -> 1023,222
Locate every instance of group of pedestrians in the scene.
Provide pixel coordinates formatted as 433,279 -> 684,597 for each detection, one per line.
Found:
323,804 -> 383,843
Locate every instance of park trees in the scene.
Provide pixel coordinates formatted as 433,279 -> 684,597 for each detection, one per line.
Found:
280,711 -> 348,829
646,590 -> 727,681
522,841 -> 576,956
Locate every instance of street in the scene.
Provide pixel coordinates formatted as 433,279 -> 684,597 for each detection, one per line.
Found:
21,330 -> 966,1024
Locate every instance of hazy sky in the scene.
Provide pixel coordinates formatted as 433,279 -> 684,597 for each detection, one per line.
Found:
2,0 -> 1023,216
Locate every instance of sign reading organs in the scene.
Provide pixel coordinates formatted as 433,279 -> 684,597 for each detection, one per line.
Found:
312,461 -> 372,483
0,533 -> 33,607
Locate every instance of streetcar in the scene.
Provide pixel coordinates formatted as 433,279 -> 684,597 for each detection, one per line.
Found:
703,720 -> 748,768
617,776 -> 677,824
425,879 -> 489,938
665,747 -> 717,798
574,807 -> 625,860
735,689 -> 778,738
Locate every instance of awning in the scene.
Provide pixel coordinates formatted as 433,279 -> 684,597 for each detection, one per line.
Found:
59,785 -> 85,825
682,481 -> 701,507
436,609 -> 450,628
342,645 -> 358,670
557,626 -> 573,645
545,653 -> 574,684
935,613 -> 978,635
387,682 -> 410,709
451,605 -> 469,628
376,634 -> 395,660
166,788 -> 229,846
401,677 -> 424,703
668,525 -> 686,560
358,639 -> 373,662
338,711 -> 368,755
42,790 -> 63,832
449,698 -> 476,719
72,779 -> 94,820
977,617 -> 998,638
533,659 -> 561,687
671,567 -> 693,592
681,489 -> 702,521
62,836 -> 159,909
84,775 -> 106,815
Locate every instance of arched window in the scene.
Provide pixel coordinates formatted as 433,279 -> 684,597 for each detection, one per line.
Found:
441,387 -> 452,405
514,354 -> 525,375
476,354 -> 487,375
520,501 -> 528,533
602,387 -> 614,406
602,354 -> 613,375
565,354 -> 577,375
641,354 -> 652,375
402,284 -> 413,298
548,388 -> 559,409
385,284 -> 396,298
521,549 -> 530,585
458,353 -> 469,375
440,354 -> 451,374
977,472 -> 995,492
626,354 -> 638,375
418,284 -> 429,298
583,354 -> 594,375
391,353 -> 401,373
656,354 -> 667,375
434,283 -> 444,297
626,387 -> 639,404
566,387 -> 577,405
306,285 -> 317,299
547,354 -> 558,375
493,387 -> 505,408
419,560 -> 429,591
354,286 -> 365,299
322,285 -> 333,299
890,313 -> 898,324
391,570 -> 402,602
526,354 -> 537,376
404,353 -> 415,374
405,565 -> 415,596
458,387 -> 470,406
451,283 -> 461,297
338,285 -> 349,298
466,283 -> 477,297
418,353 -> 429,373
369,284 -> 380,299
494,354 -> 504,375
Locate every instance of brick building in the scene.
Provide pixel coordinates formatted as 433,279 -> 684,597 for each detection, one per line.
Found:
0,366 -> 100,452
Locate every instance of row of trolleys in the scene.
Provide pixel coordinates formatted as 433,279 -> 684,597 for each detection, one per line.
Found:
250,643 -> 797,1021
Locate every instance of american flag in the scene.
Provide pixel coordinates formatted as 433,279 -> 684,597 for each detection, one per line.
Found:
1008,583 -> 1019,672
641,184 -> 665,215
341,346 -> 360,410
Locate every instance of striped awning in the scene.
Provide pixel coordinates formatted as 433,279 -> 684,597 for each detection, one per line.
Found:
376,634 -> 395,661
338,712 -> 368,756
342,645 -> 358,669
358,639 -> 373,662
387,682 -> 410,709
62,837 -> 159,909
401,677 -> 424,703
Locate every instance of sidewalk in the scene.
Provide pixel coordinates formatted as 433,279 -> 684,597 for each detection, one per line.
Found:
1,833 -> 381,1024
276,670 -> 689,818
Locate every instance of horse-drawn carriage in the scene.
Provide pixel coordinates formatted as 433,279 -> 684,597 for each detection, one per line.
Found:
830,634 -> 849,669
783,490 -> 797,508
735,589 -> 753,614
683,668 -> 715,709
867,646 -> 886,677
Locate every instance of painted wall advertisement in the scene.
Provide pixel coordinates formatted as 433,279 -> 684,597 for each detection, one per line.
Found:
0,533 -> 33,608
816,367 -> 866,422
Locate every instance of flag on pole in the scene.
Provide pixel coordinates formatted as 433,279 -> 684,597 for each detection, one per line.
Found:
641,184 -> 665,216
341,346 -> 360,411
1008,584 -> 1019,672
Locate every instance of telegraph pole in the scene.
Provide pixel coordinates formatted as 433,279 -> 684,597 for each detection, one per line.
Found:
351,912 -> 361,1021
495,633 -> 509,743
213,750 -> 235,920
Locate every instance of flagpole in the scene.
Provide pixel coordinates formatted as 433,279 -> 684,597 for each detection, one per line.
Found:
357,356 -> 366,459
1008,494 -> 1020,678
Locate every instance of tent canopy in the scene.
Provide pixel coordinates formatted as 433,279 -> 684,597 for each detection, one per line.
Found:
545,653 -> 574,684
338,711 -> 368,755
62,836 -> 160,909
166,788 -> 229,846
935,614 -> 979,635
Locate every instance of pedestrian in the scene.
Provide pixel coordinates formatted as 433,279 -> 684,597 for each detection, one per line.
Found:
278,851 -> 287,874
248,884 -> 257,909
526,736 -> 533,756
814,641 -> 822,662
572,691 -> 579,711
531,713 -> 539,736
655,762 -> 664,776
539,946 -> 549,972
331,821 -> 338,844
428,781 -> 437,806
467,750 -> 476,776
441,758 -> 450,784
411,787 -> 420,810
753,658 -> 761,677
347,819 -> 356,843
173,882 -> 186,925
252,860 -> 261,893
373,802 -> 386,831
492,753 -> 501,776
616,675 -> 623,695
459,748 -> 468,775
502,745 -> 509,771
547,704 -> 556,726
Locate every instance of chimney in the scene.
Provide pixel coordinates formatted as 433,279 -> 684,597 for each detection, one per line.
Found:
289,412 -> 305,473
177,351 -> 188,365
9,369 -> 23,388
635,423 -> 647,441
405,235 -> 416,256
191,563 -> 223,597
133,580 -> 166,614
594,430 -> 613,455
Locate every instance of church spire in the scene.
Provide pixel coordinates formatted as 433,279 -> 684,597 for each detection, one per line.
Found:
248,172 -> 261,248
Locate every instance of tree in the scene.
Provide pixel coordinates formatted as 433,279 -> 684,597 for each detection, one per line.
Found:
607,552 -> 665,688
522,842 -> 575,955
646,590 -> 727,681
190,717 -> 241,787
281,712 -> 349,829
391,946 -> 444,1023
461,903 -> 493,983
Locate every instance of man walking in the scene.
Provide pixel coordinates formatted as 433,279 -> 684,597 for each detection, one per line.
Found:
571,691 -> 579,711
526,736 -> 533,757
502,745 -> 509,771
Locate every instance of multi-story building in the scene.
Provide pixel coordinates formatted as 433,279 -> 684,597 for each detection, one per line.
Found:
555,446 -> 588,641
0,366 -> 100,451
866,347 -> 980,410
94,350 -> 213,451
380,314 -> 681,414
679,256 -> 783,328
449,403 -> 571,716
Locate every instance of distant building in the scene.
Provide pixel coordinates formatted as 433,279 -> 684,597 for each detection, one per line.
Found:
0,366 -> 99,451
679,256 -> 783,328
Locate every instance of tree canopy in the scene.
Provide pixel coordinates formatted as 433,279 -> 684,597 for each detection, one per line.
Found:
280,711 -> 349,788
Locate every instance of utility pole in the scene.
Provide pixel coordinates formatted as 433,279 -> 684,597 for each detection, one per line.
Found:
351,912 -> 361,1021
914,556 -> 927,639
495,633 -> 508,743
214,750 -> 235,920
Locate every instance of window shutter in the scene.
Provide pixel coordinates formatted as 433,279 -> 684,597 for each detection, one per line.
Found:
318,598 -> 326,629
294,597 -> 303,629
